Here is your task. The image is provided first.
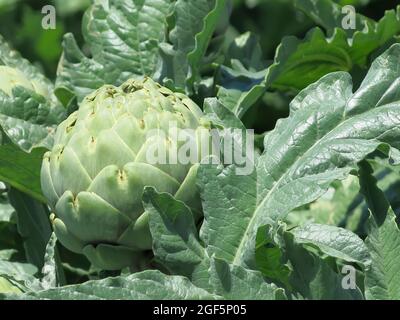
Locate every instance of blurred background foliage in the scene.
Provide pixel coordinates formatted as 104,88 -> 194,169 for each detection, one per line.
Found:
0,0 -> 89,77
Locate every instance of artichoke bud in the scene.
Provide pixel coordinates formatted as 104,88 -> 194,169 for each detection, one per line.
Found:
41,77 -> 215,270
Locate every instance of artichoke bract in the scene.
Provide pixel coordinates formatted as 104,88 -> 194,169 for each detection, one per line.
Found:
41,78 -> 212,270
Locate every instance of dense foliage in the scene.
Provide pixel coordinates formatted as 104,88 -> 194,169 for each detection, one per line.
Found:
0,0 -> 400,300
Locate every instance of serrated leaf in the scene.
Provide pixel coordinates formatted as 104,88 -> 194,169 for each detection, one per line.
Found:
282,229 -> 363,300
221,4 -> 400,117
144,187 -> 209,289
0,144 -> 45,202
56,0 -> 174,103
0,35 -> 53,97
358,161 -> 400,300
199,44 -> 400,269
144,187 -> 283,299
209,257 -> 284,300
4,270 -> 220,300
292,223 -> 370,266
203,98 -> 245,129
156,0 -> 229,93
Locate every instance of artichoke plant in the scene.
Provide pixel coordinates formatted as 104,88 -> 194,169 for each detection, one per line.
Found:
41,78 -> 213,270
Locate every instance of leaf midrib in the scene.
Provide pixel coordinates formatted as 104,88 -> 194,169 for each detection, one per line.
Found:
231,94 -> 400,266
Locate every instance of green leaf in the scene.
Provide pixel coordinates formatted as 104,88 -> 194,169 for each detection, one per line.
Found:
0,36 -> 65,151
0,250 -> 16,260
53,0 -> 90,16
0,259 -> 37,280
209,257 -> 284,300
0,259 -> 39,292
8,188 -> 52,270
282,229 -> 363,300
217,63 -> 267,117
286,176 -> 360,226
144,187 -> 283,299
225,32 -> 265,71
0,35 -> 54,98
0,144 -> 45,202
40,233 -> 65,289
255,225 -> 291,286
216,31 -> 268,116
256,223 -> 364,299
294,1 -> 400,66
198,163 -> 257,265
144,187 -> 209,289
0,188 -> 14,223
156,0 -> 229,93
0,276 -> 21,294
199,44 -> 400,269
186,0 -> 230,90
358,161 -> 400,300
292,223 -> 370,267
56,0 -> 174,103
203,98 -> 245,129
223,3 -> 400,116
5,270 -> 220,300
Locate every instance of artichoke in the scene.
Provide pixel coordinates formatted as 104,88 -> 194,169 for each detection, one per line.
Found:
41,78 -> 212,270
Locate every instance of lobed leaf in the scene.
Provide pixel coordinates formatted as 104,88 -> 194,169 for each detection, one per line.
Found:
3,270 -> 219,300
56,0 -> 173,103
200,44 -> 400,269
359,161 -> 400,300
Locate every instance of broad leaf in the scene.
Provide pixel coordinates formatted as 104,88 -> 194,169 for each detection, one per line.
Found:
209,258 -> 284,300
199,44 -> 400,269
286,176 -> 360,227
203,98 -> 245,129
56,0 -> 174,103
0,144 -> 45,202
0,36 -> 65,151
144,187 -> 209,289
359,161 -> 400,300
292,223 -> 370,267
8,188 -> 52,270
156,0 -> 230,93
3,270 -> 220,300
282,229 -> 363,300
144,188 -> 283,299
221,3 -> 400,117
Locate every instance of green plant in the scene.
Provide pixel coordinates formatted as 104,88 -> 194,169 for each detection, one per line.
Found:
0,0 -> 400,300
